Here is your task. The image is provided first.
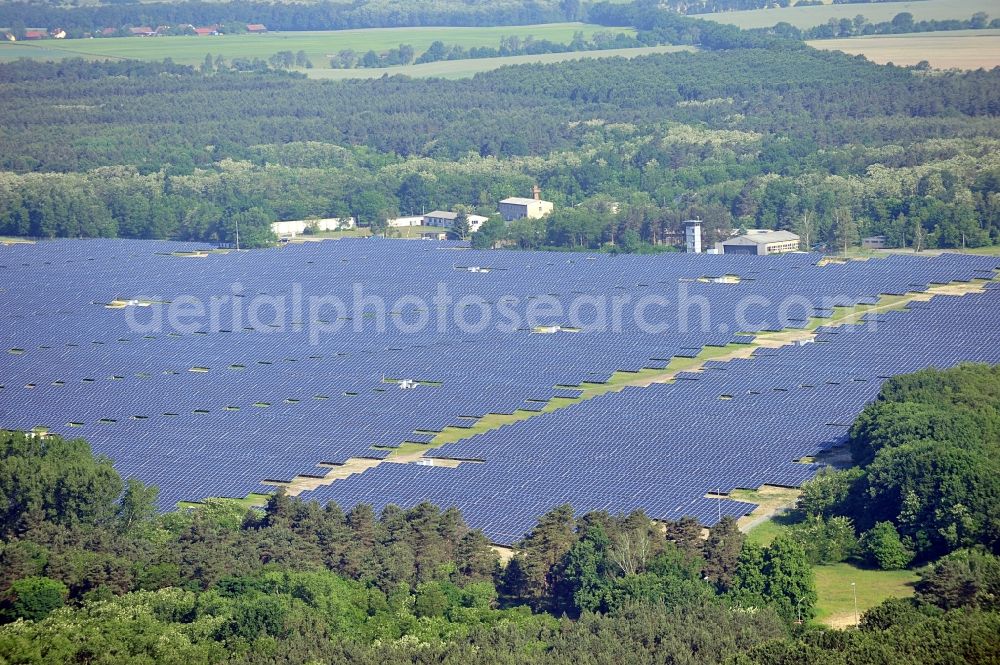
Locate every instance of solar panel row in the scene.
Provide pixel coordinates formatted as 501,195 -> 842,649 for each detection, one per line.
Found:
1,238 -> 997,519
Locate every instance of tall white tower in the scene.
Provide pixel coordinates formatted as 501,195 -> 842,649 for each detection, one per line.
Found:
684,220 -> 702,254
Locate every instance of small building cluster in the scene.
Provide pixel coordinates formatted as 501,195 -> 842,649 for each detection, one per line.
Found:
422,211 -> 489,232
5,23 -> 266,41
386,186 -> 555,239
6,28 -> 65,40
677,223 -> 801,256
386,215 -> 424,229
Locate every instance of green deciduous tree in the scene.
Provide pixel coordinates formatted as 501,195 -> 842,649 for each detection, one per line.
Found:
790,515 -> 858,565
0,577 -> 67,622
859,522 -> 914,570
0,432 -> 122,537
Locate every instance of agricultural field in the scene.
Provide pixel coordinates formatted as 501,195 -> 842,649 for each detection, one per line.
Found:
808,29 -> 1000,70
306,44 -> 694,79
701,0 -> 995,30
0,22 -> 626,65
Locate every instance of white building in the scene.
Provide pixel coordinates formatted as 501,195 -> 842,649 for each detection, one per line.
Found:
386,215 -> 424,228
499,185 -> 553,222
422,211 -> 489,233
270,217 -> 355,238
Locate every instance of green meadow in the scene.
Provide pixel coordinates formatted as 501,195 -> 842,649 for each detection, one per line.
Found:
306,45 -> 694,79
0,22 -> 628,65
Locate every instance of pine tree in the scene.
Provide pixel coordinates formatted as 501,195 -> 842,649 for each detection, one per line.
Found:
452,210 -> 470,241
703,516 -> 744,590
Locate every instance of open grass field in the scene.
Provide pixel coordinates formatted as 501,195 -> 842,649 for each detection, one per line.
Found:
0,23 -> 626,65
307,44 -> 694,79
740,501 -> 920,627
701,0 -> 995,30
744,510 -> 798,546
873,245 -> 1000,256
809,29 -> 1000,69
814,563 -> 920,627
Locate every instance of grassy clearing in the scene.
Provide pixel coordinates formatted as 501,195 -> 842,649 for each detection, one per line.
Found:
702,0 -> 995,30
288,227 -> 372,242
871,245 -> 1000,257
0,23 -> 623,65
738,497 -> 920,626
809,30 -> 1000,70
177,493 -> 271,511
814,563 -> 920,627
384,226 -> 455,239
306,44 -> 694,79
960,245 -> 1000,256
744,510 -> 801,547
733,486 -> 803,544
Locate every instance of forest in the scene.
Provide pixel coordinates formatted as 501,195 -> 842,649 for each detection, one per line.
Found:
0,364 -> 997,663
0,0 -> 584,36
1,34 -> 998,251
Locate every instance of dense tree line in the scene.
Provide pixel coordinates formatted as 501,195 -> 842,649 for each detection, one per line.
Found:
0,8 -> 997,251
588,0 -> 795,49
792,364 -> 1000,567
0,0 -> 583,37
648,0 -> 921,14
773,11 -> 1000,41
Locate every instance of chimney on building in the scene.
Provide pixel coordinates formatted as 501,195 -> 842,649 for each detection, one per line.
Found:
532,184 -> 541,201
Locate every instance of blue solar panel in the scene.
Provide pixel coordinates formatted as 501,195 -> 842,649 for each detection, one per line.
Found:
1,238 -> 997,527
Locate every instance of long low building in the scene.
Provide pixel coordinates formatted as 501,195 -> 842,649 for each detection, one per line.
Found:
719,230 -> 800,256
271,217 -> 355,237
387,215 -> 424,228
423,211 -> 489,233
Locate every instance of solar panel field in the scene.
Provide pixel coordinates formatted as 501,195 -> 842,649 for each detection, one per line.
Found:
2,239 -> 998,544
